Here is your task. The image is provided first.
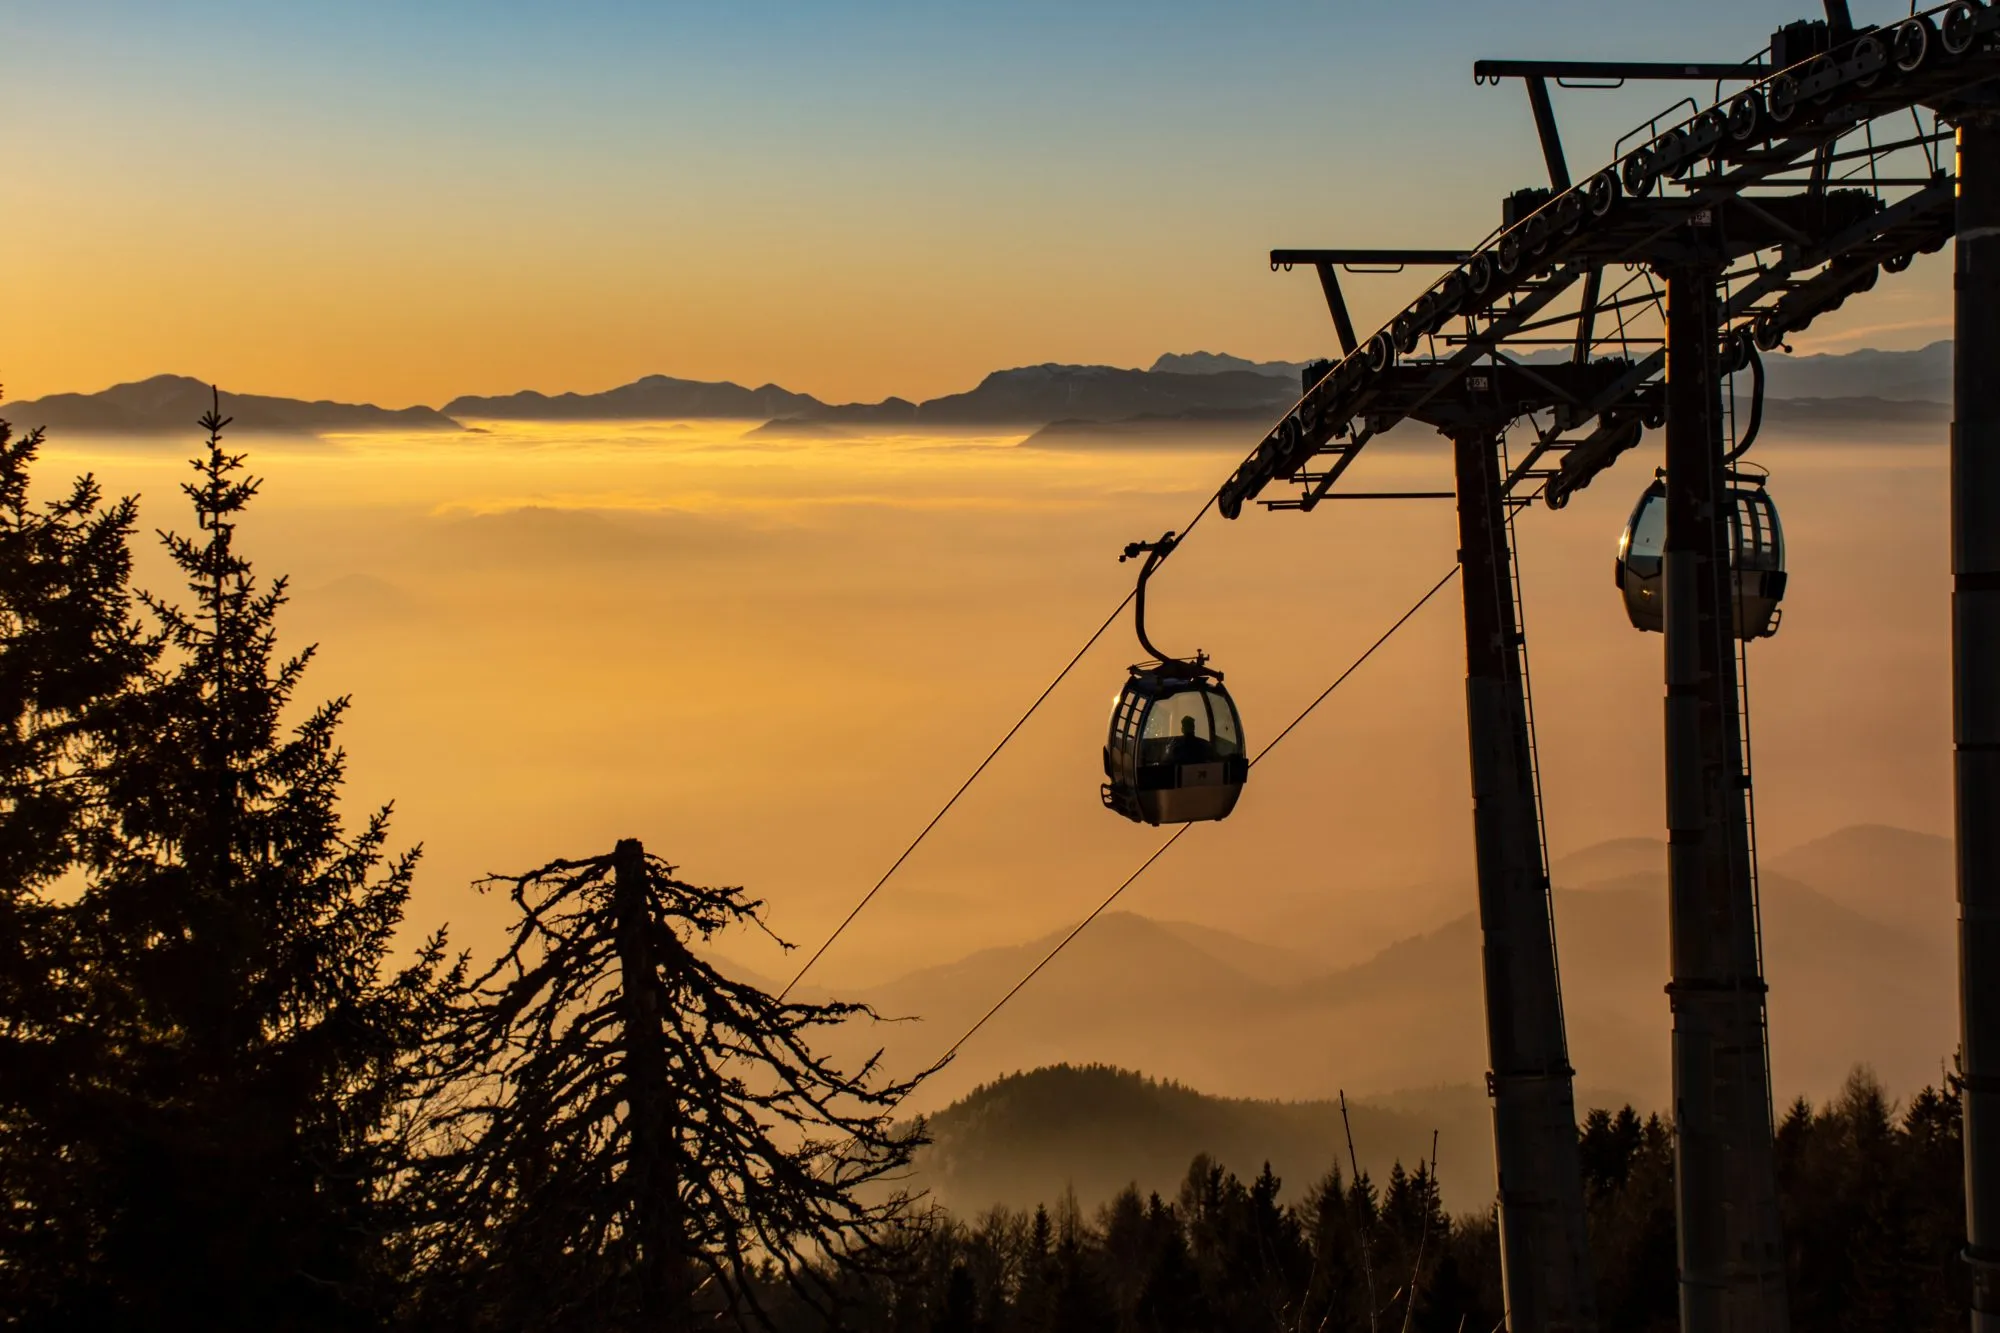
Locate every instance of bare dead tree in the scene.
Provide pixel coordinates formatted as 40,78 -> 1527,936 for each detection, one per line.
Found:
409,839 -> 925,1331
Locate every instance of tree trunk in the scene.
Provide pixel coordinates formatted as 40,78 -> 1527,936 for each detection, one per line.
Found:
612,837 -> 689,1324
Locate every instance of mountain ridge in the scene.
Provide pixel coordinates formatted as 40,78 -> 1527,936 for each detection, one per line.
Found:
872,827 -> 1956,1221
845,825 -> 1956,1117
441,375 -> 825,422
7,344 -> 1957,438
3,374 -> 461,435
445,363 -> 1301,429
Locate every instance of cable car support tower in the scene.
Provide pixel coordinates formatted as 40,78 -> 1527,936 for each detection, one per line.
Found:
1194,4 -> 2000,1328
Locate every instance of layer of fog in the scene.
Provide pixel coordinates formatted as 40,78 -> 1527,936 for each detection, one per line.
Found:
35,416 -> 1953,1110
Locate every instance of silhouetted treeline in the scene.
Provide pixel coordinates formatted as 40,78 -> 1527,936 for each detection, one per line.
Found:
784,1153 -> 1484,1333
770,1068 -> 1962,1333
1572,1072 -> 1964,1332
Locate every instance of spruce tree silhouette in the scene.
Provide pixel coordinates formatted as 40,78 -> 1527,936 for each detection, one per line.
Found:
0,411 -> 155,1323
412,838 -> 923,1331
65,393 -> 456,1329
769,1149 -> 1509,1332
1132,1192 -> 1206,1332
1774,1069 -> 1965,1333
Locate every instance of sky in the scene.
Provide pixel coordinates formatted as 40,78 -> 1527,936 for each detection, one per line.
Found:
0,0 -> 1955,408
1,2 -> 1969,1110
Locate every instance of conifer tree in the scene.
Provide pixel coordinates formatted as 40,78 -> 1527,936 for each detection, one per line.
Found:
67,398 -> 455,1328
1579,1106 -> 1677,1331
414,837 -> 923,1330
1774,1069 -> 1965,1333
0,418 -> 151,889
0,414 -> 154,1322
1132,1192 -> 1204,1332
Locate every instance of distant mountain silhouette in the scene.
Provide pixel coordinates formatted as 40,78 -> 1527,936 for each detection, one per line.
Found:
1488,344 -> 1947,407
446,364 -> 1295,430
2,375 -> 461,434
1552,823 -> 1955,942
767,365 -> 1298,431
848,827 -> 1956,1120
1008,345 -> 1955,442
443,375 -> 826,421
1148,918 -> 1329,985
1148,351 -> 1308,380
15,344 -> 1949,440
1292,870 -> 1951,1106
900,364 -> 1294,425
1143,345 -> 1952,406
890,832 -> 1960,1219
1761,340 -> 1950,402
1769,823 -> 1954,948
911,1065 -> 1499,1216
1550,836 -> 1664,885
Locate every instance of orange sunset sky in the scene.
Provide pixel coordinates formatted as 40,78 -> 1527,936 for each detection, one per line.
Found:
0,0 -> 1955,409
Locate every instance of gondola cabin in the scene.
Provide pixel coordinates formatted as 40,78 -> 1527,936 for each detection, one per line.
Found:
1102,665 -> 1247,825
1615,476 -> 1786,639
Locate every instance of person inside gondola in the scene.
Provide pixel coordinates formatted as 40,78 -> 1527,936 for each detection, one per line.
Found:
1168,713 -> 1216,765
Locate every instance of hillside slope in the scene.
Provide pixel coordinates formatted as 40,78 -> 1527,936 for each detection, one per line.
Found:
854,831 -> 1956,1115
1768,823 -> 1953,948
911,1065 -> 1498,1216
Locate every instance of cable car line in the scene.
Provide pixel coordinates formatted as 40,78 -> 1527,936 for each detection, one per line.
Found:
774,492 -> 1220,1002
773,588 -> 1136,1002
1246,564 -> 1461,771
929,822 -> 1191,1071
924,561 -> 1463,1073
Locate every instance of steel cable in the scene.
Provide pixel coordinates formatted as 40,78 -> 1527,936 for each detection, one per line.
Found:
921,562 -> 1461,1072
698,548 -> 1462,1325
690,495 -> 1236,1313
774,587 -> 1134,1001
775,492 -> 1221,1001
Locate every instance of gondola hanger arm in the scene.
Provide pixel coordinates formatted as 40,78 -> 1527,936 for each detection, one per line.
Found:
1118,530 -> 1201,669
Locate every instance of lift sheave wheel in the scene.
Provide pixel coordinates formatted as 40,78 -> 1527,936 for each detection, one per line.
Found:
1615,477 -> 1787,639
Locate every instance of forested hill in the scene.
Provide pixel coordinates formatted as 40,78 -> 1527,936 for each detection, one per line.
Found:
911,1065 -> 1497,1216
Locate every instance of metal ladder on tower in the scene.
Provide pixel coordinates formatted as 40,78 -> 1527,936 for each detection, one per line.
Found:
1501,430 -> 1570,1049
1736,630 -> 1776,1129
1724,369 -> 1776,1131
